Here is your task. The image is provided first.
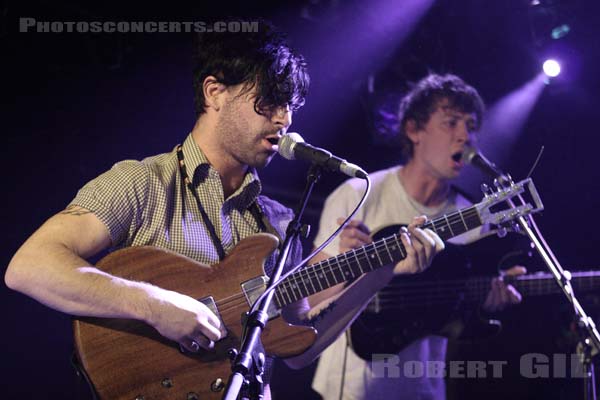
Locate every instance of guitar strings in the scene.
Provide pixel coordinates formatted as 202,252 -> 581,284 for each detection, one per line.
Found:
361,274 -> 600,309
275,237 -> 429,305
211,274 -> 597,320
204,205 -> 575,314
273,208 -> 489,305
379,271 -> 600,294
284,207 -> 481,287
211,270 -> 598,319
204,228 -> 414,310
330,273 -> 597,310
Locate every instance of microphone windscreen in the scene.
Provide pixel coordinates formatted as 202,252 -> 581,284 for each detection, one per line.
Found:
461,145 -> 478,165
278,132 -> 304,160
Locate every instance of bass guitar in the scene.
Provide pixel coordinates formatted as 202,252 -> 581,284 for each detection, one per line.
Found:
349,227 -> 600,360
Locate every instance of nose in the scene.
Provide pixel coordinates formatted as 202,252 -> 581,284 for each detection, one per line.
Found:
271,105 -> 292,130
456,121 -> 471,144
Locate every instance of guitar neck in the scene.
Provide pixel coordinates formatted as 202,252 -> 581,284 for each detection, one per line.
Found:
370,271 -> 600,312
273,205 -> 482,308
508,271 -> 600,297
464,271 -> 600,303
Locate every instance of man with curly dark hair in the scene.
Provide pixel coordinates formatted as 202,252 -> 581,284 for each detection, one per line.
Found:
396,74 -> 485,162
310,73 -> 524,400
5,22 -> 443,399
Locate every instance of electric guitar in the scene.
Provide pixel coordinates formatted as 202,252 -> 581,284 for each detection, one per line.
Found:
73,178 -> 542,399
348,223 -> 600,360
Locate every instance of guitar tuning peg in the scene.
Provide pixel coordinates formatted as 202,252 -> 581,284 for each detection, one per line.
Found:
480,183 -> 492,196
511,222 -> 521,233
493,174 -> 513,189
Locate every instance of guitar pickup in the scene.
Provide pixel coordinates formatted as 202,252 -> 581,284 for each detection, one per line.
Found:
241,276 -> 281,320
198,296 -> 229,339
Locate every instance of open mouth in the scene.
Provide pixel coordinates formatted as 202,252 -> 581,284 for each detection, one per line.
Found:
263,136 -> 280,153
451,151 -> 463,163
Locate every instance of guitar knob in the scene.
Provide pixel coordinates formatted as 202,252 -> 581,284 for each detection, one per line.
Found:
186,392 -> 200,400
211,378 -> 226,392
227,348 -> 238,361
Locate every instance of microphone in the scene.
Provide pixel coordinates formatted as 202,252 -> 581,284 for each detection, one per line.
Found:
277,132 -> 368,179
462,145 -> 505,179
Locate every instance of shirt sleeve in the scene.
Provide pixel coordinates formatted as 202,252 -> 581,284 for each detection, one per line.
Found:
313,180 -> 365,257
69,160 -> 149,246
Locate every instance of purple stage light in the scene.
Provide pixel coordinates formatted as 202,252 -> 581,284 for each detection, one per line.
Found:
543,59 -> 561,77
456,73 -> 547,191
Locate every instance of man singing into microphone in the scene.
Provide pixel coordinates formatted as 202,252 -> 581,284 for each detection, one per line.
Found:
309,73 -> 526,400
5,22 -> 444,399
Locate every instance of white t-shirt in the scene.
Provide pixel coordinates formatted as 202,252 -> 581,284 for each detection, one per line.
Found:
312,166 -> 480,400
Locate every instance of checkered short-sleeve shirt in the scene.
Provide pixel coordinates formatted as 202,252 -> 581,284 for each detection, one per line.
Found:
70,133 -> 301,274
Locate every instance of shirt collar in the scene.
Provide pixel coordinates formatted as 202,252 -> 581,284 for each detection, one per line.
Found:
180,133 -> 262,208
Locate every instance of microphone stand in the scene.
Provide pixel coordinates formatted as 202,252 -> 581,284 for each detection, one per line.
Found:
482,167 -> 599,399
222,164 -> 322,400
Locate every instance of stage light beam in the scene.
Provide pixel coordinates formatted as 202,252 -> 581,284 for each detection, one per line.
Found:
457,73 -> 547,190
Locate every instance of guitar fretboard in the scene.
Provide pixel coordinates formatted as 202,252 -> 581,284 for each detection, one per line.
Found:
273,205 -> 482,308
465,271 -> 600,302
512,271 -> 600,296
368,270 -> 600,311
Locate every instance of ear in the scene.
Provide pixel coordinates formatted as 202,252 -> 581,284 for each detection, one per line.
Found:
203,76 -> 227,112
405,119 -> 420,145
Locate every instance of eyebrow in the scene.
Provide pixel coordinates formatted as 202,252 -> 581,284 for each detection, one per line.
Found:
440,108 -> 475,120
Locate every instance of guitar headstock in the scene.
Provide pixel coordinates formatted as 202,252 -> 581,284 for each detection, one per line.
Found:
475,178 -> 544,228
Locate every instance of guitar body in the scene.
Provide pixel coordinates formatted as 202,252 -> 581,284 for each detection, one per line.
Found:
349,289 -> 502,360
73,234 -> 317,400
349,226 -> 530,360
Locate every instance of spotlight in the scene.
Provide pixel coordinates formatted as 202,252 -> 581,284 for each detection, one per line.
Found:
543,59 -> 561,77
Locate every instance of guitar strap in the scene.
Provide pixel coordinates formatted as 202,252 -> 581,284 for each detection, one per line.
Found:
249,200 -> 284,247
177,144 -> 283,260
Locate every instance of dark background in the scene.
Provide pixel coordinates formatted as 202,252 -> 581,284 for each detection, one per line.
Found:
2,0 -> 600,399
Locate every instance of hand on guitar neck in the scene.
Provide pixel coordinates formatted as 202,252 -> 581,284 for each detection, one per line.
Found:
344,223 -> 527,361
337,218 -> 525,312
306,216 -> 445,318
335,215 -> 445,276
483,265 -> 527,312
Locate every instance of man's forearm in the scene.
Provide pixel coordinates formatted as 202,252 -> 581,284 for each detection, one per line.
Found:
6,240 -> 155,323
284,264 -> 394,369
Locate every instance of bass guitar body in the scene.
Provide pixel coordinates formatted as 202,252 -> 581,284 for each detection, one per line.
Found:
349,227 -> 530,360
